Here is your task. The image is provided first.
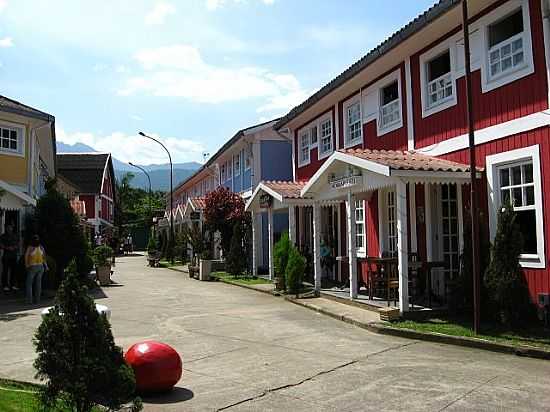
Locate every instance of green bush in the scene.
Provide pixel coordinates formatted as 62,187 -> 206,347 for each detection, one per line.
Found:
93,245 -> 113,267
146,233 -> 158,253
76,240 -> 94,278
484,202 -> 536,325
226,223 -> 245,277
273,232 -> 290,288
285,245 -> 306,295
34,268 -> 141,412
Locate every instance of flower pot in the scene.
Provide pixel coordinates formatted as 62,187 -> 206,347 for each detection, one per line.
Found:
97,265 -> 111,286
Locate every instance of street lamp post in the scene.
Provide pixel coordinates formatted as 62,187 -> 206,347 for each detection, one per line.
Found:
138,131 -> 174,263
128,162 -> 153,225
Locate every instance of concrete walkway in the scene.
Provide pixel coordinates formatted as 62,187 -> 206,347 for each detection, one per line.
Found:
1,255 -> 550,411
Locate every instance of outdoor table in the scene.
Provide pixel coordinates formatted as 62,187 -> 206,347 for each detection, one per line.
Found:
424,260 -> 446,308
365,257 -> 397,301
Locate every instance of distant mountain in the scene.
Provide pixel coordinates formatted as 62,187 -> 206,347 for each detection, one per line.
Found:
56,142 -> 201,191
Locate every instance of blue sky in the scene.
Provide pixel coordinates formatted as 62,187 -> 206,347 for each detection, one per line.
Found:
0,0 -> 435,164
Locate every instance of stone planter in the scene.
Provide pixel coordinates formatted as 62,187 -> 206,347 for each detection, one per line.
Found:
96,265 -> 111,286
199,259 -> 212,281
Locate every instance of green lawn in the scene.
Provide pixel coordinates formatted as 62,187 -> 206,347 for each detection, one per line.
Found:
210,271 -> 273,285
0,380 -> 101,412
159,259 -> 183,268
391,317 -> 550,350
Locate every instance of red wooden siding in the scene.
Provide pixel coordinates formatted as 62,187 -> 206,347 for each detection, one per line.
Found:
80,195 -> 96,219
412,0 -> 548,149
441,126 -> 550,299
366,192 -> 380,258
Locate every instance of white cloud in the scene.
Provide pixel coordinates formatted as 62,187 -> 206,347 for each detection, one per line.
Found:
130,114 -> 143,121
119,44 -> 308,115
0,37 -> 14,48
206,0 -> 274,11
0,0 -> 7,13
56,126 -> 205,165
145,2 -> 176,25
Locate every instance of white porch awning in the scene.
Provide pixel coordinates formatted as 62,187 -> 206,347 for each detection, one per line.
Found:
0,180 -> 36,210
245,181 -> 310,212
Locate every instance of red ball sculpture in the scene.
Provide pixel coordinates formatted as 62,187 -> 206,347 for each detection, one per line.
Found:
125,340 -> 182,393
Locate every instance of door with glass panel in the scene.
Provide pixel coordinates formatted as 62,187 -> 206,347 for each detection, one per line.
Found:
440,184 -> 460,292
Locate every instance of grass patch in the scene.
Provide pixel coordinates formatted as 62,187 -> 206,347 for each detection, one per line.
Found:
0,379 -> 102,412
210,271 -> 272,285
391,317 -> 550,350
159,259 -> 184,268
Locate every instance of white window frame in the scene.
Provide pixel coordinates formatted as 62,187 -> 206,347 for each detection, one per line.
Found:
0,121 -> 25,157
420,40 -> 458,118
377,75 -> 403,136
355,200 -> 366,258
244,148 -> 252,171
227,160 -> 232,179
486,145 -> 545,268
318,115 -> 333,159
479,0 -> 534,93
298,130 -> 311,167
344,96 -> 362,148
234,153 -> 241,177
220,164 -> 226,182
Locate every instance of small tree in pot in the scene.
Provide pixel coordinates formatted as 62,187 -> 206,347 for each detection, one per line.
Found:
285,245 -> 306,297
273,232 -> 291,290
93,245 -> 113,286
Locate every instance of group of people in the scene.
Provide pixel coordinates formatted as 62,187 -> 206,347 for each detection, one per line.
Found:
1,224 -> 47,305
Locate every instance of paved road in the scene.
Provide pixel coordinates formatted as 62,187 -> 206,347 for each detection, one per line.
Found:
1,255 -> 550,411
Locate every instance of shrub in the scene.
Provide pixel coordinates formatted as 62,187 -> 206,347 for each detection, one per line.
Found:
484,202 -> 536,325
34,268 -> 141,412
93,245 -> 113,267
226,223 -> 245,278
285,245 -> 306,296
273,232 -> 290,288
76,240 -> 94,278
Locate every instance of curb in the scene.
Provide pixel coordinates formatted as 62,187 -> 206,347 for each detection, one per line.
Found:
166,266 -> 188,274
285,297 -> 550,361
213,278 -> 277,296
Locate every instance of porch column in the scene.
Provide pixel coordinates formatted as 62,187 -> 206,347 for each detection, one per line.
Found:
268,207 -> 274,280
312,202 -> 322,294
346,192 -> 358,299
288,205 -> 296,245
396,180 -> 409,313
251,211 -> 258,277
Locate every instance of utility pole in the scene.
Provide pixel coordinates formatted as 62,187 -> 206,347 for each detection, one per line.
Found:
462,0 -> 481,334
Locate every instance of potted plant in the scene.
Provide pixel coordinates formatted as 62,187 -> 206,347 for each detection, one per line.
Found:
93,245 -> 113,286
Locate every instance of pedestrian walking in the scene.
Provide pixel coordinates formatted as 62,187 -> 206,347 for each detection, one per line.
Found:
25,235 -> 47,304
1,224 -> 19,292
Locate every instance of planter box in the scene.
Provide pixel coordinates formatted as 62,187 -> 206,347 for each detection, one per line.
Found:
199,260 -> 211,281
96,265 -> 111,286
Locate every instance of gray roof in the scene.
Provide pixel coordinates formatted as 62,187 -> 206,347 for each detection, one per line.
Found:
0,95 -> 54,122
57,153 -> 113,195
274,0 -> 460,130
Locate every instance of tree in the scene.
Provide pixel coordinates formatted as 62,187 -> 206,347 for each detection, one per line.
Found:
203,187 -> 246,256
273,232 -> 291,288
226,222 -> 246,277
34,266 -> 140,412
484,202 -> 536,325
285,245 -> 306,296
25,179 -> 88,283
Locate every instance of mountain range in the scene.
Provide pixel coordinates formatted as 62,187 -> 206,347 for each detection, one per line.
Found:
56,142 -> 201,191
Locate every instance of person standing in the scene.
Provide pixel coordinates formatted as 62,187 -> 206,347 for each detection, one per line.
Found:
1,224 -> 19,292
25,235 -> 47,305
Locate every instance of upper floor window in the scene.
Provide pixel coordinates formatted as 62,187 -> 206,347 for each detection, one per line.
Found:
379,81 -> 400,131
0,125 -> 22,155
488,10 -> 524,80
427,50 -> 453,108
227,160 -> 232,179
298,131 -> 310,167
319,118 -> 333,158
244,149 -> 251,170
234,153 -> 241,176
220,164 -> 226,181
345,101 -> 362,147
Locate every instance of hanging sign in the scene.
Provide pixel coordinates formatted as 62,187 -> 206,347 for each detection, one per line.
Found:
329,167 -> 363,190
259,193 -> 273,209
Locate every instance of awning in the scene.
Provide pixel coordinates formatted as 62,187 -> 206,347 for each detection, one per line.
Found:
0,180 -> 36,209
245,181 -> 310,211
301,149 -> 482,200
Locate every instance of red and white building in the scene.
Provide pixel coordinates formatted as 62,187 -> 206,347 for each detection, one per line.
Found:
247,0 -> 550,313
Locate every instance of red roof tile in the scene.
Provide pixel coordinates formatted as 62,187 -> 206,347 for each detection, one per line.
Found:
190,197 -> 207,210
261,181 -> 308,199
339,149 -> 480,173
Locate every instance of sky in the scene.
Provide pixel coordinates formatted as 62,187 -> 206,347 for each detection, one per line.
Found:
0,0 -> 436,165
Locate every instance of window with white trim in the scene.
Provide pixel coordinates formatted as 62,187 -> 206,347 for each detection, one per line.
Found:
0,125 -> 21,154
488,9 -> 525,80
379,81 -> 400,131
220,164 -> 226,182
345,101 -> 362,146
234,153 -> 241,176
355,200 -> 366,257
487,145 -> 545,268
244,149 -> 251,170
387,191 -> 397,255
227,160 -> 232,179
298,131 -> 310,166
426,50 -> 453,108
319,118 -> 333,157
498,161 -> 536,254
